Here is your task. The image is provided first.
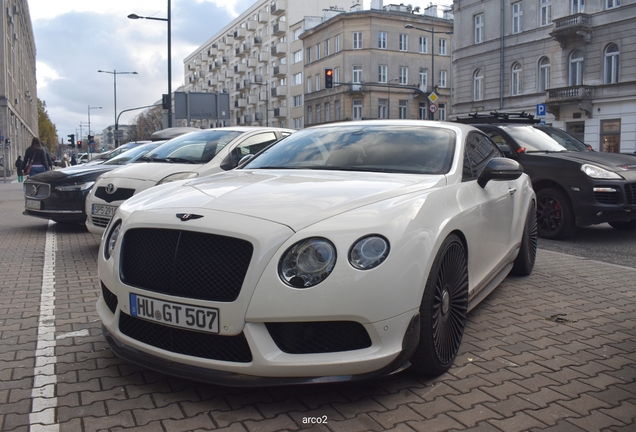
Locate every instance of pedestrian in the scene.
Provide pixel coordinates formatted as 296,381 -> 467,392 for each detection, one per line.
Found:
70,154 -> 77,166
60,154 -> 70,168
23,137 -> 51,177
15,155 -> 24,182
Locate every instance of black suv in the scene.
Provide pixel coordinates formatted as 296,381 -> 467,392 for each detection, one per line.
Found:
455,112 -> 636,239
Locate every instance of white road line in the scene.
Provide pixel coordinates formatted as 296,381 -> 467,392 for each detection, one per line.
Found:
29,221 -> 59,432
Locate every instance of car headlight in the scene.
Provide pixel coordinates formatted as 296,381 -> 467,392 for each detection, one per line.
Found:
55,181 -> 95,191
279,238 -> 337,288
104,220 -> 122,260
157,172 -> 199,185
581,164 -> 622,179
349,235 -> 390,270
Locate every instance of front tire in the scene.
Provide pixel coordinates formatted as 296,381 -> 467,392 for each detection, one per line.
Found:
511,201 -> 538,276
410,234 -> 468,376
536,187 -> 576,239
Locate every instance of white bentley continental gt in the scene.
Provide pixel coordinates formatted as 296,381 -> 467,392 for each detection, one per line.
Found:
97,120 -> 537,386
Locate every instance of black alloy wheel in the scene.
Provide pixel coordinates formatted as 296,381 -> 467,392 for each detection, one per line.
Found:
536,187 -> 576,240
410,234 -> 468,376
511,201 -> 538,276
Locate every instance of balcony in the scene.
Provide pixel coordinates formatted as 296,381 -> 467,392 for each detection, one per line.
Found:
252,36 -> 262,46
246,19 -> 258,31
221,56 -> 229,64
546,85 -> 594,119
234,63 -> 247,74
224,69 -> 234,78
273,107 -> 287,117
271,43 -> 287,57
258,51 -> 270,62
258,12 -> 269,23
550,14 -> 592,47
349,84 -> 363,92
207,45 -> 218,56
255,112 -> 264,121
248,95 -> 259,104
273,21 -> 287,36
271,86 -> 287,98
234,98 -> 247,108
252,74 -> 264,84
238,44 -> 251,57
243,114 -> 253,124
247,57 -> 258,68
211,60 -> 221,70
271,0 -> 287,15
273,64 -> 287,76
233,28 -> 246,40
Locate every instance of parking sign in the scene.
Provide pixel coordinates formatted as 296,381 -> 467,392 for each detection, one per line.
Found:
536,103 -> 546,117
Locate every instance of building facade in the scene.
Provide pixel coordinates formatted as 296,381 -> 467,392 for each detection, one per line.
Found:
452,0 -> 636,152
301,4 -> 453,127
1,0 -> 37,173
183,0 -> 355,129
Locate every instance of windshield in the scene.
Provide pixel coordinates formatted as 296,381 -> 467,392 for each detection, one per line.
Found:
502,126 -> 588,152
103,143 -> 162,165
143,129 -> 244,163
244,125 -> 456,174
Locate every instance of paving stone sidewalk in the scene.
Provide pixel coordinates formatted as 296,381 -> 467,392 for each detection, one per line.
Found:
0,180 -> 634,432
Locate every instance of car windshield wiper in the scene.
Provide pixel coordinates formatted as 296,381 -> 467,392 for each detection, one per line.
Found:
164,157 -> 197,164
138,156 -> 163,162
525,149 -> 569,154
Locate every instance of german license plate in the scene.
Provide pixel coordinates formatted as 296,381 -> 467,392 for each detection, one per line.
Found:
25,199 -> 41,210
92,204 -> 117,216
129,293 -> 219,334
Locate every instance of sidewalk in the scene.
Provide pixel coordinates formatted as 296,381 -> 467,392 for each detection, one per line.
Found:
0,180 -> 634,432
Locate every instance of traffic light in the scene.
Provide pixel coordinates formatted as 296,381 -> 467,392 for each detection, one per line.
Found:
88,135 -> 94,144
67,134 -> 75,147
77,140 -> 82,149
325,68 -> 334,89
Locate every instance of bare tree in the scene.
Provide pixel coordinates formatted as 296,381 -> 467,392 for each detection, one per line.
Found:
130,105 -> 164,141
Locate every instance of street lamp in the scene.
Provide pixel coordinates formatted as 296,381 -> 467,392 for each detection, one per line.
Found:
88,105 -> 102,156
387,77 -> 399,119
97,70 -> 138,146
404,24 -> 453,119
128,0 -> 172,128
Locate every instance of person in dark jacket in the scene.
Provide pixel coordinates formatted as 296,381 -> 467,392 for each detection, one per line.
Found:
23,137 -> 50,176
70,154 -> 77,166
15,156 -> 24,182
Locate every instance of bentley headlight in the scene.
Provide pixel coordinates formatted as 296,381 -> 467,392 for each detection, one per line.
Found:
581,164 -> 622,179
279,238 -> 336,288
157,172 -> 199,185
349,235 -> 390,270
104,220 -> 122,260
55,181 -> 95,191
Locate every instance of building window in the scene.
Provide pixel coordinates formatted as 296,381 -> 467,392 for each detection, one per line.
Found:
316,105 -> 321,123
353,66 -> 362,83
538,57 -> 550,91
353,32 -> 362,49
399,34 -> 408,51
540,0 -> 552,26
378,99 -> 387,118
325,39 -> 330,56
604,43 -> 619,84
335,100 -> 341,120
419,68 -> 428,88
512,2 -> 523,34
293,28 -> 302,41
606,0 -> 620,8
439,70 -> 447,88
399,100 -> 407,119
293,72 -> 302,86
325,102 -> 330,122
473,69 -> 483,101
439,39 -> 447,55
569,49 -> 584,86
419,36 -> 427,53
353,99 -> 362,120
306,47 -> 312,63
419,103 -> 427,120
378,65 -> 387,83
293,94 -> 303,107
307,106 -> 312,125
474,14 -> 484,43
315,43 -> 321,60
293,117 -> 303,129
335,35 -> 341,52
571,0 -> 584,14
399,67 -> 408,85
511,62 -> 522,95
293,50 -> 303,64
307,76 -> 312,93
315,74 -> 321,91
378,31 -> 387,49
438,103 -> 446,121
334,67 -> 340,86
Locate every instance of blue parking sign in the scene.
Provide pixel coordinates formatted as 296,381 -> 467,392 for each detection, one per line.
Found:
536,103 -> 546,117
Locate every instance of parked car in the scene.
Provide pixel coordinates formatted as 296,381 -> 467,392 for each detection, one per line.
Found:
455,112 -> 636,239
85,127 -> 294,235
97,120 -> 536,386
23,142 -> 162,224
80,142 -> 151,166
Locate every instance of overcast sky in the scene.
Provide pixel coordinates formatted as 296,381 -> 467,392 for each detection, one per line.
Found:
29,0 -> 452,142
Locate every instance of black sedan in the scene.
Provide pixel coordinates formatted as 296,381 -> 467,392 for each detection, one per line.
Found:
456,112 -> 636,239
23,142 -> 161,224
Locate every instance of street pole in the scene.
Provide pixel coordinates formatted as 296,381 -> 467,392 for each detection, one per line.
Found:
98,70 -> 137,146
88,106 -> 102,158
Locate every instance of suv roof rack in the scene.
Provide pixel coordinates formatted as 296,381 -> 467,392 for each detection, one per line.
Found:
454,111 -> 541,125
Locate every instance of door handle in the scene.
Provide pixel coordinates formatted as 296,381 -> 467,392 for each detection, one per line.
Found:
508,187 -> 517,195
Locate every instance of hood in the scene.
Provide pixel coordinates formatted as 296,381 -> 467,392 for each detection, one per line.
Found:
127,169 -> 444,231
536,151 -> 636,173
27,165 -> 117,184
98,161 -> 203,182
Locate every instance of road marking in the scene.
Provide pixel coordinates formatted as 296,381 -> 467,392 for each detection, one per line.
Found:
56,329 -> 89,340
29,221 -> 59,432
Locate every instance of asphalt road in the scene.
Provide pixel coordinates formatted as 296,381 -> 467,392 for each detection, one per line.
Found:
538,223 -> 636,269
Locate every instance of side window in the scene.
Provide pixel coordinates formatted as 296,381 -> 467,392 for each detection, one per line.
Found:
463,132 -> 501,181
237,132 -> 279,157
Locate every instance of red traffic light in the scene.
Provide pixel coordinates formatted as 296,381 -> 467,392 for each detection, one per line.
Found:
325,68 -> 334,88
77,140 -> 82,148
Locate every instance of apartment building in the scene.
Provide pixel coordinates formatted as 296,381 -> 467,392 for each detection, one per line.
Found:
183,0 -> 353,129
1,0 -> 37,170
452,0 -> 636,152
300,3 -> 453,127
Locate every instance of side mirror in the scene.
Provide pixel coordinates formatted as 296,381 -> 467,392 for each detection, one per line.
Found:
478,158 -> 523,188
497,144 -> 514,158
